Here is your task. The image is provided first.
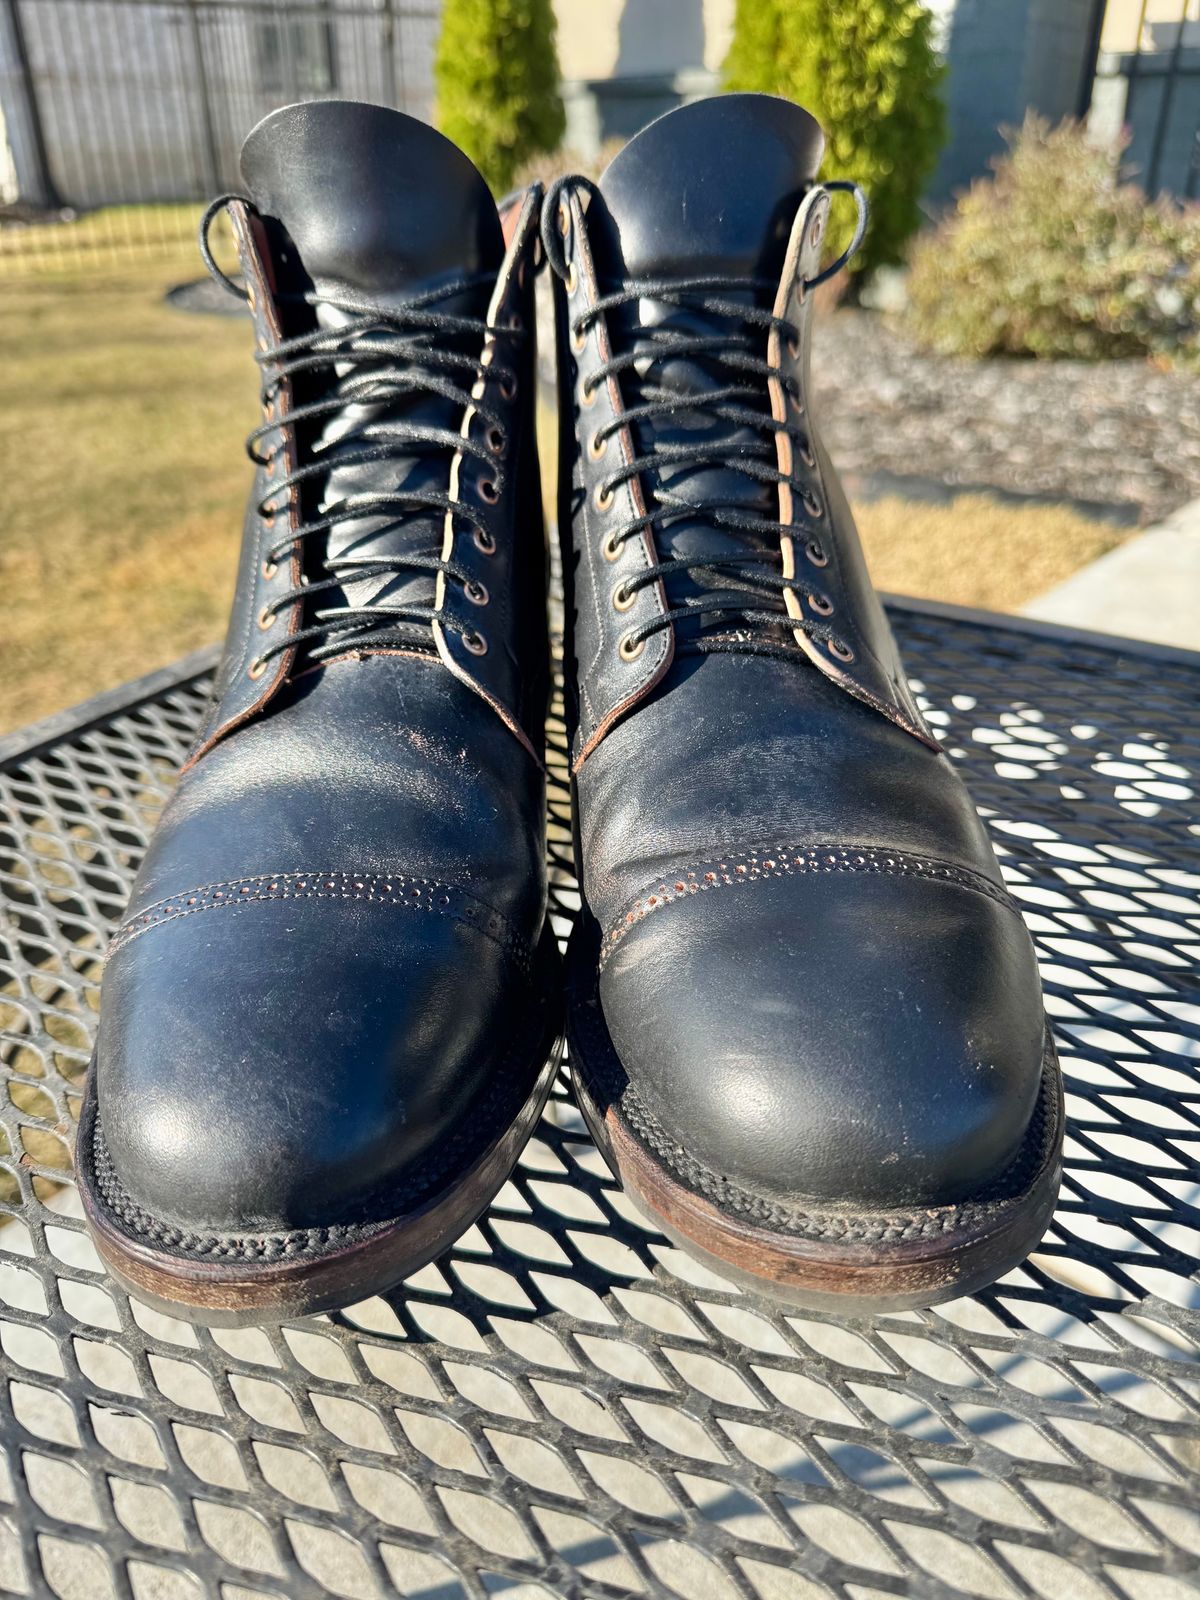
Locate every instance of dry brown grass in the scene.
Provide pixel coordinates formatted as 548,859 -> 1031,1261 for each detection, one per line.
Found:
854,493 -> 1125,611
0,269 -> 1124,734
1,263 -> 253,730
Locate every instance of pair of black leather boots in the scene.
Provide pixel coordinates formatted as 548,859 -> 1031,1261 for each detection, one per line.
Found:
78,96 -> 1063,1325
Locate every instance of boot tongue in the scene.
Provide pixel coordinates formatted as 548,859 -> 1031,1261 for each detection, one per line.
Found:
590,96 -> 826,652
593,94 -> 824,284
239,100 -> 504,293
239,102 -> 505,658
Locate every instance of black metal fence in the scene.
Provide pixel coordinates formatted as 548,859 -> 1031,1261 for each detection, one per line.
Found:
1093,0 -> 1200,198
0,0 -> 439,269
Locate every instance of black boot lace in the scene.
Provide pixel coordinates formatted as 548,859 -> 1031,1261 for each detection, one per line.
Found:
541,176 -> 866,663
200,195 -> 521,671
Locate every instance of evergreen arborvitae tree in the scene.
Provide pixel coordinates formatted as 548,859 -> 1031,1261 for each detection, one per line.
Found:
435,0 -> 566,195
723,0 -> 946,277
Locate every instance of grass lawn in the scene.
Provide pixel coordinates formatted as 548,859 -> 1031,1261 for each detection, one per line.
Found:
0,266 -> 1125,734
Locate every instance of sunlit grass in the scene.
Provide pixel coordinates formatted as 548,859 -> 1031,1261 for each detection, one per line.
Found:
0,266 -> 1125,733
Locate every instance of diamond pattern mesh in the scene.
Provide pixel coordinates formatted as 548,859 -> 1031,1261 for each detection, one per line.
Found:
0,604 -> 1197,1600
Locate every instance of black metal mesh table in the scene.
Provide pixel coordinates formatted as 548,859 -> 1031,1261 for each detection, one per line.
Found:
0,598 -> 1197,1600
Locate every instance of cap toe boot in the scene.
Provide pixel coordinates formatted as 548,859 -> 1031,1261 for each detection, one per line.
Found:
550,95 -> 1063,1311
78,102 -> 560,1323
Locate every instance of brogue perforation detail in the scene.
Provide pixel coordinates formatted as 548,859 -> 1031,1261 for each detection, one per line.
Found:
599,846 -> 1019,970
111,870 -> 533,976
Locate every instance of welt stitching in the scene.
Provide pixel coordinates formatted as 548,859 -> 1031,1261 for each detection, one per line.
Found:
599,846 -> 1019,970
572,996 -> 1058,1243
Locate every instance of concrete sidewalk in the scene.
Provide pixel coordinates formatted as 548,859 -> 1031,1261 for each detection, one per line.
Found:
1023,497 -> 1200,653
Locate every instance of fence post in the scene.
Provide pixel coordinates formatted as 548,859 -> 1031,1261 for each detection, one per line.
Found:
381,0 -> 398,109
1,0 -> 61,208
186,0 -> 221,194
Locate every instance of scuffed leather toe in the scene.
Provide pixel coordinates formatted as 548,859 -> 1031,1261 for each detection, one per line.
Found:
95,875 -> 535,1236
596,855 -> 1046,1209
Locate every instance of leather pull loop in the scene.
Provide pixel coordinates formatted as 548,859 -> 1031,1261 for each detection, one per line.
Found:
804,180 -> 869,290
198,194 -> 255,301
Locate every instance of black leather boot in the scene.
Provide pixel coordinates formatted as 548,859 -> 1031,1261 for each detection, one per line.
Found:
77,102 -> 560,1324
545,95 -> 1063,1312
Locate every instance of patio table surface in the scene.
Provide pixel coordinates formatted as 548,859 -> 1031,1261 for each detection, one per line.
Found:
0,595 -> 1197,1600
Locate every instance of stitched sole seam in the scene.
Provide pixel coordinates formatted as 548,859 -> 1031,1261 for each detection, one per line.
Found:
83,932 -> 559,1263
569,961 -> 1060,1245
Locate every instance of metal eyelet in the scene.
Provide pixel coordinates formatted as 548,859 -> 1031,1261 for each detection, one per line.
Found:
808,593 -> 833,617
486,426 -> 506,457
829,638 -> 855,663
247,657 -> 269,681
571,324 -> 587,355
805,539 -> 828,568
602,532 -> 622,562
588,429 -> 607,461
478,478 -> 500,505
463,629 -> 488,656
802,488 -> 823,520
797,440 -> 816,470
499,373 -> 517,402
566,264 -> 578,295
264,456 -> 277,481
789,388 -> 805,416
558,201 -> 570,235
580,381 -> 598,410
474,527 -> 497,555
786,335 -> 801,360
619,632 -> 645,662
613,582 -> 636,613
262,558 -> 279,580
811,215 -> 824,248
464,580 -> 489,607
508,312 -> 523,332
256,605 -> 276,631
595,482 -> 614,513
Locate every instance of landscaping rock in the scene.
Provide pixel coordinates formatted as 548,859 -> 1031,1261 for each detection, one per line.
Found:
811,310 -> 1200,524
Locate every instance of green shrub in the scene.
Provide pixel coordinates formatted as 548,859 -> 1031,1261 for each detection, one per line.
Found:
722,0 -> 946,277
435,0 -> 566,196
906,117 -> 1200,366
